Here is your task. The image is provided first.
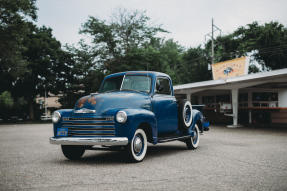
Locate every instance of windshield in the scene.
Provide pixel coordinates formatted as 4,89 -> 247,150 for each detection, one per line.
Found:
99,75 -> 123,93
99,75 -> 151,93
121,75 -> 151,93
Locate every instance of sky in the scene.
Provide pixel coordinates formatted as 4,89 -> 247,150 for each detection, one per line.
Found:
36,0 -> 287,48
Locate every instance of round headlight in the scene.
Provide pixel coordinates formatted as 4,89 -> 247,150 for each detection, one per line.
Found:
52,111 -> 61,123
116,111 -> 127,123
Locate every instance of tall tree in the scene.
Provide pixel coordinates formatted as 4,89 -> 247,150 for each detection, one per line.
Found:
59,42 -> 105,108
157,39 -> 184,84
80,9 -> 167,74
179,47 -> 211,84
13,26 -> 66,119
207,21 -> 287,72
0,0 -> 37,92
235,22 -> 287,70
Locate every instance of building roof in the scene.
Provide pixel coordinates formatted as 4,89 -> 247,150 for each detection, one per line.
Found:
174,68 -> 287,94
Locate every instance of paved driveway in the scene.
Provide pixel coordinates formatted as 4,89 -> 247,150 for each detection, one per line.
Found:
0,123 -> 286,190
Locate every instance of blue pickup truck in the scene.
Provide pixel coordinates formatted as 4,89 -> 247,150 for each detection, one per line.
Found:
50,71 -> 209,162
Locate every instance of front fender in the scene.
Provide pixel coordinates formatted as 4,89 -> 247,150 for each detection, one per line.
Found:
116,109 -> 157,144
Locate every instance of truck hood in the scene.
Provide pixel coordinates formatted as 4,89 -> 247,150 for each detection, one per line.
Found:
74,91 -> 151,115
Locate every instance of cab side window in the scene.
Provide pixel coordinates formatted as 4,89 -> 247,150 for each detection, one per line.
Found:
155,77 -> 171,95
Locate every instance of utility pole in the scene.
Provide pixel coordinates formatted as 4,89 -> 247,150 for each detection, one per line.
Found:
205,18 -> 222,71
44,86 -> 47,117
211,18 -> 214,66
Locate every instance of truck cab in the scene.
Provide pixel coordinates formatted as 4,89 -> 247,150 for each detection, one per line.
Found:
50,71 -> 209,162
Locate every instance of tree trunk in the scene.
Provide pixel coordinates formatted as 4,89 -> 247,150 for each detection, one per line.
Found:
29,100 -> 34,120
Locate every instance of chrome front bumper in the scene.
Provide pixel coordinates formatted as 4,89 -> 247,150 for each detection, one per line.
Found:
49,137 -> 129,146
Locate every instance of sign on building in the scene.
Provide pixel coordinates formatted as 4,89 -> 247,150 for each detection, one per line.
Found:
212,57 -> 249,80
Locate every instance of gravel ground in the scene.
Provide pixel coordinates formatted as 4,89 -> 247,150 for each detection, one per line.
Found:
0,123 -> 287,191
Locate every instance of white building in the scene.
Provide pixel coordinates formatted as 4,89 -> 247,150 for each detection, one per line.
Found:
174,68 -> 287,127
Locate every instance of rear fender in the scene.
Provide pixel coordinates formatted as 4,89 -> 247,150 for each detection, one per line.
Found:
189,109 -> 203,134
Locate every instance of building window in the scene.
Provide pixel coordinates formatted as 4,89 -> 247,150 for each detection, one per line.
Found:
239,93 -> 248,107
252,92 -> 278,107
191,96 -> 199,105
216,94 -> 230,103
202,96 -> 216,108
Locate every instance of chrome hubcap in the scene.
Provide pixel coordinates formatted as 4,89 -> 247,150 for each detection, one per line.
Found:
133,136 -> 143,154
184,106 -> 191,123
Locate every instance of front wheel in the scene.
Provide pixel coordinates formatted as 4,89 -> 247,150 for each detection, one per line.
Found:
126,129 -> 148,162
61,145 -> 85,160
186,124 -> 200,149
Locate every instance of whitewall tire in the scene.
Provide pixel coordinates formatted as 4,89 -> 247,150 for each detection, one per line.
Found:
127,129 -> 148,162
179,100 -> 193,129
186,124 -> 200,149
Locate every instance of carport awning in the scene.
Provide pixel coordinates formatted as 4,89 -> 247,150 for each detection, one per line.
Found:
174,68 -> 287,94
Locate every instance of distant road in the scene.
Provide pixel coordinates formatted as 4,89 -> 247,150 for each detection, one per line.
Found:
0,124 -> 287,190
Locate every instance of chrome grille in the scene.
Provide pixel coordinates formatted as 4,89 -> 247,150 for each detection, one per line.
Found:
62,116 -> 115,137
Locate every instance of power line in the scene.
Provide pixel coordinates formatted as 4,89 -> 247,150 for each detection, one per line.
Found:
185,45 -> 287,66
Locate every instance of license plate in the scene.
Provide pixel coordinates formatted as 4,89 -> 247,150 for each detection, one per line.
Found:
57,128 -> 68,137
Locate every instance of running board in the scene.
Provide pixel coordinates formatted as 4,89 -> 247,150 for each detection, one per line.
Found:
158,135 -> 191,143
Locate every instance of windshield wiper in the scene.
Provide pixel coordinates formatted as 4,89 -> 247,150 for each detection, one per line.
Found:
100,89 -> 120,93
120,89 -> 148,94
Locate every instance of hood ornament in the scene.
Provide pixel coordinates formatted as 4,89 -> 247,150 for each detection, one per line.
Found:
74,108 -> 96,113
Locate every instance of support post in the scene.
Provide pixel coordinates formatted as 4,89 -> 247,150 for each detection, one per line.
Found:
232,89 -> 238,126
186,93 -> 191,102
198,95 -> 203,104
248,91 -> 252,124
227,89 -> 242,128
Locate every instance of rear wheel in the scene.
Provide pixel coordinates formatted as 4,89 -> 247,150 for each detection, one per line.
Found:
61,145 -> 85,160
186,124 -> 200,149
126,129 -> 147,162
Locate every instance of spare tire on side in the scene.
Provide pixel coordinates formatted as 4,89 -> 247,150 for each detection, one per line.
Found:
178,100 -> 193,129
